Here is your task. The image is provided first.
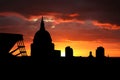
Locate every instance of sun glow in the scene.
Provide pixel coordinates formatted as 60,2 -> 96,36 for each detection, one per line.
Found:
54,40 -> 107,57
61,50 -> 65,57
32,18 -> 38,22
44,18 -> 54,22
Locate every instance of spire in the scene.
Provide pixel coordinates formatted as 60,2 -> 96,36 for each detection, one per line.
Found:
40,16 -> 45,31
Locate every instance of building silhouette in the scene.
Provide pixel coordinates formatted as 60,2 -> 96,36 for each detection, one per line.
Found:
31,17 -> 55,58
96,46 -> 105,59
65,46 -> 73,57
0,33 -> 28,64
0,33 -> 27,57
88,51 -> 94,58
96,46 -> 106,64
31,17 -> 61,63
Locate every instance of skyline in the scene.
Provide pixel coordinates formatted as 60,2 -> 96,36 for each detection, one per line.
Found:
0,0 -> 120,57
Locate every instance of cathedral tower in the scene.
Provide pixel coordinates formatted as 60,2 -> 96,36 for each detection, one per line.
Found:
31,17 -> 54,58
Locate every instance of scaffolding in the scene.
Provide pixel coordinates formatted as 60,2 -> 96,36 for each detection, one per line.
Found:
0,33 -> 27,57
16,40 -> 27,56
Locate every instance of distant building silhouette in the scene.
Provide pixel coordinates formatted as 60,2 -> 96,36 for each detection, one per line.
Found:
88,51 -> 94,58
65,46 -> 73,57
95,46 -> 106,64
96,46 -> 105,59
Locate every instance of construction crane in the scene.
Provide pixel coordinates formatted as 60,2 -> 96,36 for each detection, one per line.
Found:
0,33 -> 27,58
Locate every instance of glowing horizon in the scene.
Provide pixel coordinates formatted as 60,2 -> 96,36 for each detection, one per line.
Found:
23,39 -> 120,57
6,15 -> 120,57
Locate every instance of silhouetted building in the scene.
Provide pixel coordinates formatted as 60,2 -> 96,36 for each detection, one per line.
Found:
88,51 -> 94,58
0,33 -> 27,57
31,17 -> 55,59
0,33 -> 27,64
65,46 -> 73,57
96,46 -> 105,59
31,17 -> 62,62
95,46 -> 106,64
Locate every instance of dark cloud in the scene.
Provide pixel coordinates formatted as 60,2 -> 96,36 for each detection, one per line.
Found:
0,15 -> 39,42
0,0 -> 120,25
50,21 -> 120,43
0,14 -> 120,43
0,16 -> 28,26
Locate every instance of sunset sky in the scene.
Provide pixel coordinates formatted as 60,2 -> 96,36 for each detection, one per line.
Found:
0,0 -> 120,57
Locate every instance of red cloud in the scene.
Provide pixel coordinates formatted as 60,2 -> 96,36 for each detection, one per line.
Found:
69,13 -> 79,17
93,21 -> 120,30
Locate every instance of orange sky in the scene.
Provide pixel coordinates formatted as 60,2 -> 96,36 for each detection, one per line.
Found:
24,34 -> 120,57
0,14 -> 120,57
18,16 -> 120,57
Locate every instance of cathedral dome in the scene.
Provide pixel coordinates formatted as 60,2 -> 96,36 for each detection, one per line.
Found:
33,30 -> 52,45
33,17 -> 52,45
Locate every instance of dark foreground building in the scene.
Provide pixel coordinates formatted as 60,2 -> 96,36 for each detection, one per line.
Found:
31,17 -> 54,57
31,17 -> 60,63
0,33 -> 30,64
